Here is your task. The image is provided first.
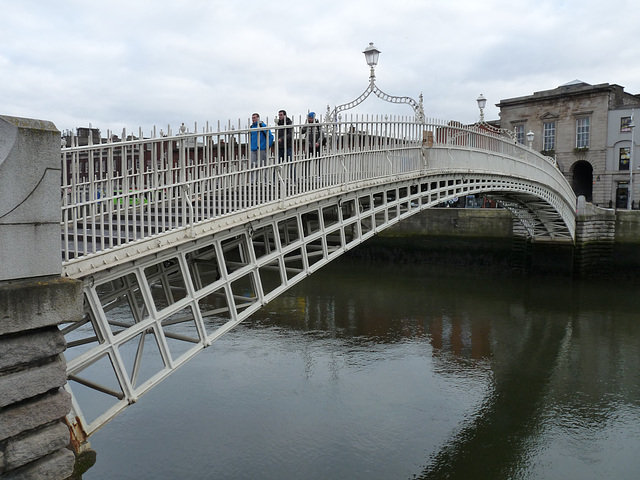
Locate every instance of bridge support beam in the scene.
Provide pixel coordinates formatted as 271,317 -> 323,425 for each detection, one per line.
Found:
0,116 -> 84,479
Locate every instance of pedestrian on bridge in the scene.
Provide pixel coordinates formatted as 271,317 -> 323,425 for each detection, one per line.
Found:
302,111 -> 323,156
277,109 -> 295,182
276,110 -> 293,162
250,113 -> 274,182
302,111 -> 324,180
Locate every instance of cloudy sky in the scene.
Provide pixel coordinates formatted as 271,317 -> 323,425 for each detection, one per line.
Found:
2,0 -> 640,136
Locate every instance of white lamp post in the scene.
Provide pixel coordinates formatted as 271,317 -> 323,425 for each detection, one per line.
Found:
327,43 -> 424,126
628,109 -> 635,210
476,94 -> 487,123
474,94 -> 520,145
526,130 -> 534,149
363,42 -> 381,79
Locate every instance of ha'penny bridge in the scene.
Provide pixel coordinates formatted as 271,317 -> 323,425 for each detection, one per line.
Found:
59,112 -> 576,447
0,43 -> 578,478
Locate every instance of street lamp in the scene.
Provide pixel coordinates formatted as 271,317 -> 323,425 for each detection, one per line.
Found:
476,94 -> 487,123
473,94 -> 519,146
627,110 -> 635,210
526,130 -> 534,149
363,42 -> 381,79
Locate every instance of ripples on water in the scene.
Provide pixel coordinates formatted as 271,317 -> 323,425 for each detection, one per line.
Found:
84,263 -> 640,480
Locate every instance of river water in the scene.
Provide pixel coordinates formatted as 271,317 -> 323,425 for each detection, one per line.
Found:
83,260 -> 640,480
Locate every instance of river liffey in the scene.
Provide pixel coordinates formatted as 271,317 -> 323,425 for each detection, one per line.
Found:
83,261 -> 640,480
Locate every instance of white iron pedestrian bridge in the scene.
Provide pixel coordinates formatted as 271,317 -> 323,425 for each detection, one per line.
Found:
59,114 -> 576,446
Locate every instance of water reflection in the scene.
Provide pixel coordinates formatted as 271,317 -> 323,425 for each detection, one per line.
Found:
252,263 -> 640,480
84,262 -> 640,480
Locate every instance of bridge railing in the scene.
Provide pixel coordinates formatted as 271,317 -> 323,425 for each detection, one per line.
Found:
60,115 -> 560,267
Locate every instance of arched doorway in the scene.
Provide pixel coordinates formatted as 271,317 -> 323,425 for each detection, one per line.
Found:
572,160 -> 593,201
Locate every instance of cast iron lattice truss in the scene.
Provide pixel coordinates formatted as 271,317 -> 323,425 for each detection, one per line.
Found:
59,116 -> 577,445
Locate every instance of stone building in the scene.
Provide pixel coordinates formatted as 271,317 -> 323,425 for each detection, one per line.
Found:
497,81 -> 640,208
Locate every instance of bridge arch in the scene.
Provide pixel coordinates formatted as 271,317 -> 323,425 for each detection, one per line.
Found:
60,117 -> 577,443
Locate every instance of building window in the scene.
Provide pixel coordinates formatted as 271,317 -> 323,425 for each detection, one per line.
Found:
576,117 -> 590,148
621,117 -> 633,132
543,121 -> 556,151
620,147 -> 631,170
514,124 -> 525,144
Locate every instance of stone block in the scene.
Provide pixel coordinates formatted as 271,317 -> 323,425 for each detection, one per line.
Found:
0,327 -> 66,372
0,224 -> 62,283
0,389 -> 71,442
0,448 -> 75,480
0,277 -> 83,335
0,360 -> 67,409
1,423 -> 73,475
0,115 -> 61,281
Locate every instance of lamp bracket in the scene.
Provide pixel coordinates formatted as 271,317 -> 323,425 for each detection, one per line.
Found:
328,78 -> 425,123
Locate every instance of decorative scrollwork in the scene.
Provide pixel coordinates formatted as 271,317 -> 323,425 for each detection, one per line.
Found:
327,78 -> 424,124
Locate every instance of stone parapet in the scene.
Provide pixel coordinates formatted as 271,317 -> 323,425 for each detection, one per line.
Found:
0,115 -> 61,282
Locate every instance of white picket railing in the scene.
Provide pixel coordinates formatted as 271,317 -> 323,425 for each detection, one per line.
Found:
60,115 -> 560,266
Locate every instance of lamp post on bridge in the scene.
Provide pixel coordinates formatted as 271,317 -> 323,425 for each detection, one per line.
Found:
476,94 -> 487,123
527,130 -> 534,149
474,94 -> 518,144
325,43 -> 425,154
363,42 -> 381,82
326,43 -> 425,126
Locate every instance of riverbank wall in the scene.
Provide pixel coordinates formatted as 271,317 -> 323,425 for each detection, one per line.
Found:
346,206 -> 640,278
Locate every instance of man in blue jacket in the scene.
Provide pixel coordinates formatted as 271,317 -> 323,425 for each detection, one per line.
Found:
250,113 -> 273,178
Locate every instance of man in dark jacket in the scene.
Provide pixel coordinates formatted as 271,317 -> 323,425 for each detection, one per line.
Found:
276,110 -> 293,162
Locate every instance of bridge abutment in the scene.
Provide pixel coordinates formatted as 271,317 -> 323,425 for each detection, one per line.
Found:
574,197 -> 616,277
0,116 -> 83,479
0,278 -> 82,479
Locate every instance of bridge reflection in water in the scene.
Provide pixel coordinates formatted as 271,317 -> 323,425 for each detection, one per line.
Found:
84,262 -> 640,480
59,115 -> 577,445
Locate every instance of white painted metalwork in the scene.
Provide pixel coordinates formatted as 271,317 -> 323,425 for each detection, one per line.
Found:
326,42 -> 425,126
60,115 -> 577,444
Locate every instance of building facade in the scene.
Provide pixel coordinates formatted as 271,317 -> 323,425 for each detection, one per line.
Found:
497,81 -> 640,208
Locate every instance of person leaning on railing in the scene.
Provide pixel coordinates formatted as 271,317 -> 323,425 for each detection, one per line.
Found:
302,111 -> 324,157
250,112 -> 274,169
276,109 -> 293,162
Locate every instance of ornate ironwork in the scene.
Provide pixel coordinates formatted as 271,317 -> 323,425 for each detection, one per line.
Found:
328,82 -> 425,123
326,44 -> 425,124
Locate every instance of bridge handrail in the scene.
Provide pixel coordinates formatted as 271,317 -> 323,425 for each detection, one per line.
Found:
60,116 -> 569,269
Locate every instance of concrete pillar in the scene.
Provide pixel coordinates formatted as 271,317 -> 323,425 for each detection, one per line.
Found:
0,116 -> 82,479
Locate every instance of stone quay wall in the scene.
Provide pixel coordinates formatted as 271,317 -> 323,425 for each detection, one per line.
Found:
350,204 -> 640,278
0,116 -> 83,480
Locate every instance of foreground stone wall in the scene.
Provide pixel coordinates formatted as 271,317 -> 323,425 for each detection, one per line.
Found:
0,116 -> 83,479
0,277 -> 82,479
